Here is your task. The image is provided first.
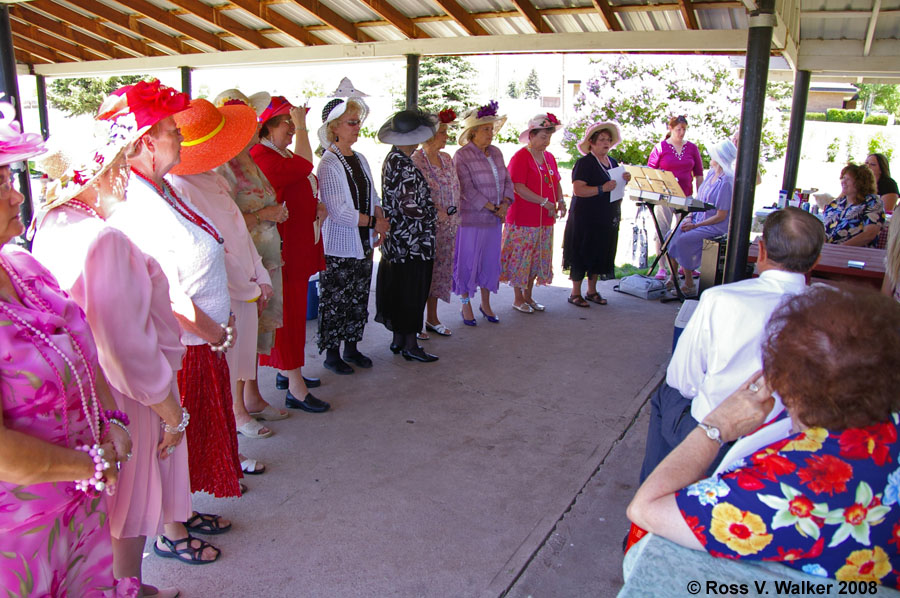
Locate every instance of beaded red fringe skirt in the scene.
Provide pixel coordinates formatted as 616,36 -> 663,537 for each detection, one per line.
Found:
178,344 -> 243,498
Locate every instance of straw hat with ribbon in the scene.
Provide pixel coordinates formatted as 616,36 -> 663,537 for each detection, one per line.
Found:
577,120 -> 622,155
457,101 -> 507,146
169,98 -> 256,176
213,89 -> 271,120
377,109 -> 436,146
518,113 -> 563,145
0,97 -> 46,167
317,97 -> 369,148
706,139 -> 738,178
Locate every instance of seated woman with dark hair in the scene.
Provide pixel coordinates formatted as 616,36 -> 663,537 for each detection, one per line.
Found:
628,284 -> 900,587
824,163 -> 886,247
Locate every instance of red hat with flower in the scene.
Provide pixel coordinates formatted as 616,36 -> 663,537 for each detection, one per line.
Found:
258,96 -> 293,125
96,79 -> 191,138
437,108 -> 458,126
519,112 -> 563,144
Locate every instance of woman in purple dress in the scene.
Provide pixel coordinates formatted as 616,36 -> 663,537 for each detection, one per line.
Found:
0,99 -> 136,597
453,101 -> 514,326
667,139 -> 737,297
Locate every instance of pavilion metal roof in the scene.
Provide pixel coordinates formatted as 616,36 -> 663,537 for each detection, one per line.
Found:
5,0 -> 899,79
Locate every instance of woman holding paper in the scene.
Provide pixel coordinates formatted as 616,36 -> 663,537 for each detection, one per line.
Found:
562,121 -> 630,307
666,139 -> 737,297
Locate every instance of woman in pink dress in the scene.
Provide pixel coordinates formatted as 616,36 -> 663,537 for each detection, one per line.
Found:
33,125 -> 190,597
646,115 -> 704,279
0,99 -> 136,596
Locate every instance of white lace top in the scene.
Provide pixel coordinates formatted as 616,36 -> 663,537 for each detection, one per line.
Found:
317,149 -> 381,258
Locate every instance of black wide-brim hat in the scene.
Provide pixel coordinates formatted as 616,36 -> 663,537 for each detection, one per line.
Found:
377,109 -> 437,145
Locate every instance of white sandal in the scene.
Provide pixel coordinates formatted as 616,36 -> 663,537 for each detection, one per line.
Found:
236,419 -> 273,439
425,321 -> 452,336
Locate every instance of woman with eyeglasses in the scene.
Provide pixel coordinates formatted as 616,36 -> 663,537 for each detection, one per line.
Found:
315,98 -> 388,376
647,115 -> 704,280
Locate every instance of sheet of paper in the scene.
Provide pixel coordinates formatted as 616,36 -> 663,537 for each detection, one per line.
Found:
608,165 -> 627,202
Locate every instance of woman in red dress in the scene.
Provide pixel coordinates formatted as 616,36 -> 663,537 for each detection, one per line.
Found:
251,97 -> 329,412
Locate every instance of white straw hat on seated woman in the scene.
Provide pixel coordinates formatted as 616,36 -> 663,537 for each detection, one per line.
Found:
457,100 -> 507,145
706,138 -> 737,178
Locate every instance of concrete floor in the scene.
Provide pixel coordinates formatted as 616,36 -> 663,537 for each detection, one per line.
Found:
139,271 -> 675,598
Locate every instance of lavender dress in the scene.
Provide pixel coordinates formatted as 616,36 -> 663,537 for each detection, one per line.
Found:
668,170 -> 733,270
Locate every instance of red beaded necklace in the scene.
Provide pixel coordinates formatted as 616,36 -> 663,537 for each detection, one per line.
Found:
131,167 -> 224,244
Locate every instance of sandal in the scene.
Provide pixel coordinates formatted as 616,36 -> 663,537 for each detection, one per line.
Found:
185,511 -> 232,535
585,292 -> 608,305
248,404 -> 289,421
240,458 -> 266,475
512,302 -> 534,314
236,419 -> 273,439
425,321 -> 452,336
417,331 -> 429,340
567,295 -> 590,308
153,534 -> 220,565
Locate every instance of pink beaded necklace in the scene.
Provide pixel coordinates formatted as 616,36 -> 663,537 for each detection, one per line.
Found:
0,257 -> 103,445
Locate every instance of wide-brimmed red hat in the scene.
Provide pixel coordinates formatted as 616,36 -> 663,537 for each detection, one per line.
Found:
258,96 -> 293,126
169,98 -> 256,176
96,79 -> 190,142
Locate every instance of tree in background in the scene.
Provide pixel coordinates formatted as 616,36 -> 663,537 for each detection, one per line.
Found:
562,56 -> 788,168
48,75 -> 146,117
506,80 -> 520,99
855,83 -> 900,117
522,68 -> 541,99
401,56 -> 477,114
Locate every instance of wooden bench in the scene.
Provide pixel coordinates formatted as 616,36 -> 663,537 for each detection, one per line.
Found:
748,240 -> 885,290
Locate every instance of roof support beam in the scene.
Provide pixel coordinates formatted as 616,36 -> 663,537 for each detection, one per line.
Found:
357,0 -> 424,39
8,5 -> 134,60
10,20 -> 107,62
12,34 -> 74,63
432,0 -> 489,35
800,9 -> 899,18
25,0 -> 167,58
863,0 -> 881,56
511,0 -> 548,33
798,39 -> 900,75
109,0 -> 243,52
589,0 -> 623,31
227,0 -> 322,45
677,0 -> 700,29
165,0 -> 281,49
287,1 -> 375,42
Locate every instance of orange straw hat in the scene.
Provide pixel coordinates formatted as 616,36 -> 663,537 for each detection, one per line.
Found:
169,98 -> 257,176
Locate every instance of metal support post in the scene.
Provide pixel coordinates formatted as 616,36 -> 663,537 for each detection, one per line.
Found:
781,69 -> 810,196
723,0 -> 775,284
36,75 -> 50,140
406,54 -> 420,109
180,66 -> 192,97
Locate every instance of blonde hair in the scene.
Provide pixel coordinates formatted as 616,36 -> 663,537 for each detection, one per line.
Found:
885,220 -> 900,288
325,99 -> 366,144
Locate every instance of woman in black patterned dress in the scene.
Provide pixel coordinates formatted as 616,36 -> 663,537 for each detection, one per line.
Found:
374,110 -> 439,362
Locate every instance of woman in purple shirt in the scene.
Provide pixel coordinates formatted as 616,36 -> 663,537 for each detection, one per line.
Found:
453,101 -> 514,326
647,115 -> 704,279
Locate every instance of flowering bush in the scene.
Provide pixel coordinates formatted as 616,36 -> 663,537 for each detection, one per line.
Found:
562,56 -> 788,169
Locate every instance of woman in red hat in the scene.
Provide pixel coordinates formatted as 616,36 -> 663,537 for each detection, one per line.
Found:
251,97 -> 329,412
98,80 -> 238,565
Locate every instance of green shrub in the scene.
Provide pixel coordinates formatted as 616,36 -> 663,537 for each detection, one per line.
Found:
826,109 -> 865,123
495,126 -> 521,144
864,114 -> 889,126
846,134 -> 856,163
805,112 -> 826,121
868,132 -> 894,162
826,138 -> 840,162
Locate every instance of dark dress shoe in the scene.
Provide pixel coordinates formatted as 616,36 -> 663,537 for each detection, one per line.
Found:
342,351 -> 373,368
401,347 -> 439,363
389,343 -> 401,354
285,390 -> 330,413
277,372 -> 321,389
323,358 -> 354,375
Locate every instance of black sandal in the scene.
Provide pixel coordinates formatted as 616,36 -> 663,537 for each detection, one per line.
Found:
568,294 -> 590,308
153,534 -> 221,565
185,511 -> 232,535
585,292 -> 608,305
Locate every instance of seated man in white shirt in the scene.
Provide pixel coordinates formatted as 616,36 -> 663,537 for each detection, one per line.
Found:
638,207 -> 825,482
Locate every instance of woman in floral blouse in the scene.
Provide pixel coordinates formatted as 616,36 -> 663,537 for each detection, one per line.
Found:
374,110 -> 438,362
628,285 -> 900,588
824,163 -> 885,247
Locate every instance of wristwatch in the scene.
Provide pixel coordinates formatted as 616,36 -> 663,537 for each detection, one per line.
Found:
697,422 -> 724,445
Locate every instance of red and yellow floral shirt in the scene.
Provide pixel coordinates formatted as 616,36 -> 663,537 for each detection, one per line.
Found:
676,415 -> 900,587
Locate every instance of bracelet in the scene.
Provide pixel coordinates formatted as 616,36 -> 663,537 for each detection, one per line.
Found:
106,418 -> 131,442
163,407 -> 191,434
74,444 -> 112,496
104,409 -> 130,426
255,212 -> 261,225
368,215 -> 377,229
540,199 -> 548,207
210,321 -> 235,353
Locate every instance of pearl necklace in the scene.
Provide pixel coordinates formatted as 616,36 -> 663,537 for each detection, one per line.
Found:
67,199 -> 102,220
0,257 -> 102,445
260,138 -> 292,159
131,168 -> 224,244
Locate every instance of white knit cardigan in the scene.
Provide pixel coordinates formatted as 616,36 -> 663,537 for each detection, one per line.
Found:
317,150 -> 381,258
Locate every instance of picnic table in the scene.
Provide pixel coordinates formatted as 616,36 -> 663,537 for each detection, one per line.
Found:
749,239 -> 885,290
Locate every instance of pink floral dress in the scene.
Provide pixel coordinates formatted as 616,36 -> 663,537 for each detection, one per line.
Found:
412,149 -> 460,302
0,246 -> 137,597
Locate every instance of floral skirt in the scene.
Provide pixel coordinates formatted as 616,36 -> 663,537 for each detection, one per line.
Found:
500,224 -> 554,288
256,265 -> 283,355
430,221 -> 457,303
317,251 -> 374,352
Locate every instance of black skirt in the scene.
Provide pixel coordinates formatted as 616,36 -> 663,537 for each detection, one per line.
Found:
374,259 -> 434,334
